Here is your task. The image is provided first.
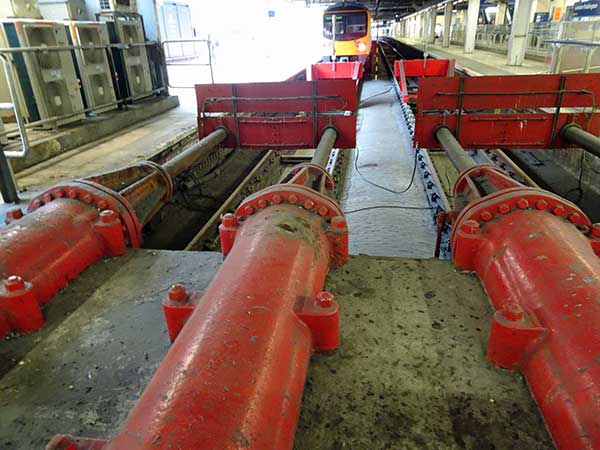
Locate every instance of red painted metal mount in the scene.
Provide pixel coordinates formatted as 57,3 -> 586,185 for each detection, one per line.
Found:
0,161 -> 175,338
393,59 -> 455,103
450,168 -> 600,449
195,80 -> 357,149
414,73 -> 600,150
50,160 -> 348,450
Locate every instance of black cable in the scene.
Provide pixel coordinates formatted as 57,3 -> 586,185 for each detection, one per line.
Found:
353,143 -> 418,195
566,151 -> 585,204
358,86 -> 394,106
344,205 -> 435,214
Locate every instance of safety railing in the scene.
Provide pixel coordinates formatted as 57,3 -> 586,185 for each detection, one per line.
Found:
0,41 -> 168,159
161,38 -> 214,87
450,21 -> 558,60
545,21 -> 600,74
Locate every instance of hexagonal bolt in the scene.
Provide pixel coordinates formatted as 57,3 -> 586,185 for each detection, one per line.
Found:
221,213 -> 238,227
497,204 -> 510,215
288,194 -> 299,205
553,205 -> 566,217
99,210 -> 118,224
461,220 -> 480,234
303,200 -> 315,210
243,206 -> 255,216
501,302 -> 524,321
168,284 -> 188,303
4,275 -> 25,292
316,291 -> 335,308
6,207 -> 23,221
272,194 -> 283,204
535,200 -> 548,210
516,198 -> 529,210
318,206 -> 329,217
257,199 -> 267,209
568,213 -> 581,224
480,211 -> 493,222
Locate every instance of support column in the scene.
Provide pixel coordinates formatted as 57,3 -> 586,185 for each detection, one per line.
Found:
464,0 -> 480,53
419,12 -> 425,39
507,0 -> 535,66
496,1 -> 507,24
443,2 -> 453,47
427,8 -> 437,44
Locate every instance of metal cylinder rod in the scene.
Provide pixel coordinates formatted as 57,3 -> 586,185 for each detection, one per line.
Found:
435,126 -> 477,174
162,127 -> 228,178
311,127 -> 338,169
560,124 -> 600,159
0,147 -> 18,203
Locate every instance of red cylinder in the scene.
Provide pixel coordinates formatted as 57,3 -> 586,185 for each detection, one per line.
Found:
0,199 -> 107,306
467,209 -> 600,449
103,204 -> 332,449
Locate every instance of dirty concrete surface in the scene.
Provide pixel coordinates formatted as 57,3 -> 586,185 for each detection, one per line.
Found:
0,251 -> 552,449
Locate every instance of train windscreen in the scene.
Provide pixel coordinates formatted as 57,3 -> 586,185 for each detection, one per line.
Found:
323,12 -> 368,41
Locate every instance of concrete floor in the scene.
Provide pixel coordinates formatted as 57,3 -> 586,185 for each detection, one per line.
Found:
0,250 -> 553,449
341,79 -> 437,259
398,37 -> 548,76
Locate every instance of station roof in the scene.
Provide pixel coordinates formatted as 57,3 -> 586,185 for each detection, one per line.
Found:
305,0 -> 437,20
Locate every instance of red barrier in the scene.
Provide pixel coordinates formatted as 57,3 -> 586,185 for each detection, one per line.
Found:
394,59 -> 455,103
195,80 -> 357,149
311,61 -> 364,80
414,73 -> 600,149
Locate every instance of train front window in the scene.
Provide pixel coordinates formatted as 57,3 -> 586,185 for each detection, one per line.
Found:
323,12 -> 367,41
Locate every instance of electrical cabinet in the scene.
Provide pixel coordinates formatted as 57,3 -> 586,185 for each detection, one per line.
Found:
107,18 -> 152,100
38,0 -> 89,21
0,0 -> 42,20
0,19 -> 84,126
68,21 -> 117,113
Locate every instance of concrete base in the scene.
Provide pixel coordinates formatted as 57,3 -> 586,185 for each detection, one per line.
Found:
0,250 -> 553,448
7,95 -> 180,174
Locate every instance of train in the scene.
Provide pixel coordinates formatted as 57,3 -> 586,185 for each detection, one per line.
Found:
323,2 -> 372,62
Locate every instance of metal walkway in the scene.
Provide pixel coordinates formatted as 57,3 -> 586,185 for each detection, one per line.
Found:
341,79 -> 436,258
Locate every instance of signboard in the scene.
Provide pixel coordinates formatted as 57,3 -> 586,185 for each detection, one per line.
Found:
572,0 -> 600,18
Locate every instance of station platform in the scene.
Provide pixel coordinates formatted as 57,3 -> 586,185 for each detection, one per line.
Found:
398,37 -> 548,76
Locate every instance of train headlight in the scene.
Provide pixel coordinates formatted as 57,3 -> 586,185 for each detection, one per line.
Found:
356,42 -> 367,52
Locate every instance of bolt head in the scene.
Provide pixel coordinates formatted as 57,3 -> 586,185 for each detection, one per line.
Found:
97,200 -> 108,210
535,200 -> 548,210
317,291 -> 335,308
83,194 -> 93,204
54,189 -> 65,198
32,199 -> 43,209
461,219 -> 480,234
568,213 -> 581,224
480,211 -> 493,221
243,205 -> 254,215
288,194 -> 299,205
6,207 -> 23,221
257,199 -> 267,209
272,194 -> 283,204
67,190 -> 78,199
517,198 -> 529,209
303,200 -> 315,210
99,210 -> 117,223
42,193 -> 53,203
330,216 -> 347,229
168,283 -> 188,302
592,223 -> 600,238
5,275 -> 25,292
497,204 -> 510,215
318,206 -> 328,217
501,302 -> 524,321
221,213 -> 238,227
553,205 -> 566,217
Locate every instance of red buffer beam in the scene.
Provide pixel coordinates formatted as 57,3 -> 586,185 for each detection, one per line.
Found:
48,133 -> 349,450
414,73 -> 600,150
